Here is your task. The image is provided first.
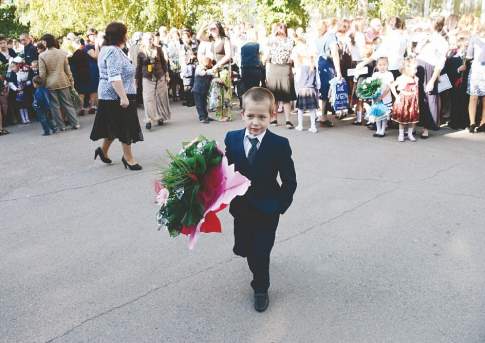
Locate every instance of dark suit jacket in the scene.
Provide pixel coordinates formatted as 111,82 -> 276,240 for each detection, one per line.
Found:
23,43 -> 38,65
0,49 -> 17,64
225,129 -> 297,217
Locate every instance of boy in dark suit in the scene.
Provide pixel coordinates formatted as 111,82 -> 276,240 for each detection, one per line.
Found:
224,87 -> 297,312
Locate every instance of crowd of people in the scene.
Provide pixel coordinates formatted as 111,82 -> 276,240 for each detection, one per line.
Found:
0,14 -> 484,142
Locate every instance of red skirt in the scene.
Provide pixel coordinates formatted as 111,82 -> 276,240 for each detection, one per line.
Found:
392,94 -> 419,124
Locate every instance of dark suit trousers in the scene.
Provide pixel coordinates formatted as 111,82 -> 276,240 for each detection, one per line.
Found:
233,211 -> 279,293
193,92 -> 208,121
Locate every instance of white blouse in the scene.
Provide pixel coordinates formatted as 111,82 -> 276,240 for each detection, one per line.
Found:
373,30 -> 408,71
466,36 -> 485,66
416,32 -> 449,70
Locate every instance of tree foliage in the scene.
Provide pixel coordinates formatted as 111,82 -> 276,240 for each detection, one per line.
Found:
9,0 -> 485,38
0,4 -> 29,37
256,0 -> 308,28
13,0 -> 212,37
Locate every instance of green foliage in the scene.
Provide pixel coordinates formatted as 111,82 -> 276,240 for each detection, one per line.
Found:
13,0 -> 212,37
10,0 -> 484,37
0,4 -> 29,38
378,0 -> 410,18
301,0 -> 357,17
257,0 -> 308,28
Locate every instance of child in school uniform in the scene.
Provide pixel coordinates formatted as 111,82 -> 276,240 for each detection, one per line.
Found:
294,41 -> 319,133
7,60 -> 31,124
32,76 -> 56,135
192,56 -> 214,124
181,58 -> 196,107
224,87 -> 297,312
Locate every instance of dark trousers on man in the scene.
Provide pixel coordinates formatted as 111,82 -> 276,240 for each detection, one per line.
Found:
233,211 -> 279,293
193,91 -> 208,121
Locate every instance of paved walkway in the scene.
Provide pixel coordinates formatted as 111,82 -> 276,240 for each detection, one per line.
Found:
1,104 -> 485,343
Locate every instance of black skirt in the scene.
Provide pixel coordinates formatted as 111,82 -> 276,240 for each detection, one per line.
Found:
90,94 -> 143,145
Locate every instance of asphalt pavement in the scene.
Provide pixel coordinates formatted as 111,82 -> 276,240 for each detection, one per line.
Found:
1,103 -> 485,343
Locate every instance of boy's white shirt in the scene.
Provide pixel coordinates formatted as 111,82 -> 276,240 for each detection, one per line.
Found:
244,129 -> 267,157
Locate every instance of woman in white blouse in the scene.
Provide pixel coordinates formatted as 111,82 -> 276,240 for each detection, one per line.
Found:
356,17 -> 407,79
415,17 -> 449,138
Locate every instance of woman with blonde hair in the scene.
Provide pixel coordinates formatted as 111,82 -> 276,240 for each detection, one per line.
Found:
136,32 -> 171,130
167,28 -> 184,101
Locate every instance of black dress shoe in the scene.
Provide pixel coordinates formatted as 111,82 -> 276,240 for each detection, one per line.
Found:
232,246 -> 247,258
146,122 -> 152,130
254,292 -> 269,312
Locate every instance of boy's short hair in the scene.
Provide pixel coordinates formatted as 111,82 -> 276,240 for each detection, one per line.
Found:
200,56 -> 212,68
32,76 -> 44,86
0,35 -> 6,42
241,87 -> 275,114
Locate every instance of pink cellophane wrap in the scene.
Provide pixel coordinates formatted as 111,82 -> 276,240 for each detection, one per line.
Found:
182,155 -> 250,249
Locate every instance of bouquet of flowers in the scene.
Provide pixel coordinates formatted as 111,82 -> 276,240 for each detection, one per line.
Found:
357,77 -> 390,122
155,136 -> 251,249
356,77 -> 382,100
366,102 -> 390,123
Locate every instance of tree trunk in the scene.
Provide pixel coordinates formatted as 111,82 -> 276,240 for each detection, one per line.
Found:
358,0 -> 368,17
424,0 -> 430,16
453,0 -> 461,14
481,0 -> 485,23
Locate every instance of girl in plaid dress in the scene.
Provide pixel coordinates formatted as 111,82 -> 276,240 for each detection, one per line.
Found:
294,40 -> 319,133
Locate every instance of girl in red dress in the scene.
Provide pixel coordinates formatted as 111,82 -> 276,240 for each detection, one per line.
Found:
390,57 -> 420,142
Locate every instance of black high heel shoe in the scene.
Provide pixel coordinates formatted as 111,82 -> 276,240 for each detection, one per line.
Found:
94,147 -> 112,164
121,156 -> 142,170
476,123 -> 485,133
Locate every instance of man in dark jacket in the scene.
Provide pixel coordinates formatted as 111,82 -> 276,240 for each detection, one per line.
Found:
19,33 -> 38,65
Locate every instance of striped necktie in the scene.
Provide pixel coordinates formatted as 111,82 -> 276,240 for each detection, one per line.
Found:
247,137 -> 259,165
